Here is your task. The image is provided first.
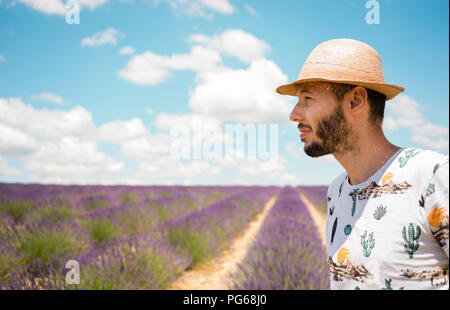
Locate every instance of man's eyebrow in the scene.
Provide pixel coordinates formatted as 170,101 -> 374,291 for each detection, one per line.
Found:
296,88 -> 313,96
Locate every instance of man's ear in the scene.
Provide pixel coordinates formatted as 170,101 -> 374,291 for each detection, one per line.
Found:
349,86 -> 368,115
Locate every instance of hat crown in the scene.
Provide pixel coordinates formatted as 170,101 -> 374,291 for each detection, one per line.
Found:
299,38 -> 385,83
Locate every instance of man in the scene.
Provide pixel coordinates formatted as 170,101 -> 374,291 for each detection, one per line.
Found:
276,38 -> 448,290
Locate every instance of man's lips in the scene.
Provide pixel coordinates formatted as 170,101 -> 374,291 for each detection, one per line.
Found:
300,131 -> 310,139
298,125 -> 311,139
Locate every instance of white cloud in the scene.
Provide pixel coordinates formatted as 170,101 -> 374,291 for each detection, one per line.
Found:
99,118 -> 149,143
0,54 -> 6,62
30,92 -> 66,105
244,4 -> 257,16
118,45 -> 222,85
0,97 -> 96,141
215,154 -> 300,185
119,29 -> 291,123
0,121 -> 39,156
411,135 -> 449,152
22,137 -> 124,181
17,0 -> 108,15
0,155 -> 19,176
81,27 -> 124,47
188,29 -> 271,63
119,46 -> 135,55
189,58 -> 293,123
386,94 -> 449,151
0,97 -> 123,183
154,0 -> 234,18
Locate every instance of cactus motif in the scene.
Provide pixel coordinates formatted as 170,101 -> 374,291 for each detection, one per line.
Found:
361,231 -> 375,257
398,149 -> 420,168
344,225 -> 352,235
426,183 -> 435,196
331,217 -> 338,244
329,205 -> 335,216
373,205 -> 387,220
419,195 -> 425,208
382,279 -> 404,290
402,223 -> 421,259
433,163 -> 440,174
349,188 -> 359,216
382,279 -> 393,290
339,181 -> 344,197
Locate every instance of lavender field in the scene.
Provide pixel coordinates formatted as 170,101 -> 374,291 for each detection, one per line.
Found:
0,183 -> 329,290
296,185 -> 328,214
230,187 -> 329,289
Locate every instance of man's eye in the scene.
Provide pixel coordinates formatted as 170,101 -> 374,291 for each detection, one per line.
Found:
305,96 -> 312,100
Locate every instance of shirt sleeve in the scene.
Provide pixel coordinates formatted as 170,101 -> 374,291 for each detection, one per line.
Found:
423,160 -> 449,257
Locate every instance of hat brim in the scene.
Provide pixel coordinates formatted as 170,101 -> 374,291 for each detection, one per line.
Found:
276,78 -> 405,101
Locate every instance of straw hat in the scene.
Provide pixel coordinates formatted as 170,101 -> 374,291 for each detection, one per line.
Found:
276,38 -> 405,100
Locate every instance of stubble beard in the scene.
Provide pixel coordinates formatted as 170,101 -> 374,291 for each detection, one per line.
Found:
304,103 -> 356,157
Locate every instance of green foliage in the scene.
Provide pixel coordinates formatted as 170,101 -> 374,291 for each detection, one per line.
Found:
0,252 -> 15,283
319,203 -> 327,214
33,203 -> 76,223
159,190 -> 172,197
0,199 -> 35,223
180,197 -> 197,211
121,193 -> 139,204
155,204 -> 170,221
167,228 -> 210,265
82,219 -> 119,245
84,199 -> 108,212
14,227 -> 82,265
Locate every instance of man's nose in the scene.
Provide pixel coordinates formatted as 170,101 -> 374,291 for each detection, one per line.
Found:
289,105 -> 304,122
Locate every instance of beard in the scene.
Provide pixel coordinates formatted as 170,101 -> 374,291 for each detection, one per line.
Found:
304,103 -> 356,157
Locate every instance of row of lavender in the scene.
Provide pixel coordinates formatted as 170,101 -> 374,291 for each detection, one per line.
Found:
296,185 -> 329,214
0,183 -> 280,289
230,186 -> 329,289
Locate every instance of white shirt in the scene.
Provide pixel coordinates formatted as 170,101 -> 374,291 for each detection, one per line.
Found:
326,147 -> 449,290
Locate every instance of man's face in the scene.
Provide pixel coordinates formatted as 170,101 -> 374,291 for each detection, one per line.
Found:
290,82 -> 355,157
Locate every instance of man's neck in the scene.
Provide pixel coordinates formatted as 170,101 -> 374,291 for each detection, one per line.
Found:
333,132 -> 401,186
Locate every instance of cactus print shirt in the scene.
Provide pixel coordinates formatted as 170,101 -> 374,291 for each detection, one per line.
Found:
326,147 -> 449,290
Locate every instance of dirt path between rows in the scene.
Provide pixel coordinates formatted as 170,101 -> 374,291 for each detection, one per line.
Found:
165,195 -> 278,290
299,193 -> 327,249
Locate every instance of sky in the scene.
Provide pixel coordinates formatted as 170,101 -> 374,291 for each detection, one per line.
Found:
0,0 -> 448,186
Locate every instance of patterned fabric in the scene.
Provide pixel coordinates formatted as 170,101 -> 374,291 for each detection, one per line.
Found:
326,147 -> 449,290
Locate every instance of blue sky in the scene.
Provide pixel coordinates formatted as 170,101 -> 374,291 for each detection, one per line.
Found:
0,0 -> 448,186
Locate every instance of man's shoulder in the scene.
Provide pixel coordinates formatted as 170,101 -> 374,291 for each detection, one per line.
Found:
397,147 -> 448,172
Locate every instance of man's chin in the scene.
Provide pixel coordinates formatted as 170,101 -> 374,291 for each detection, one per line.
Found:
304,143 -> 332,158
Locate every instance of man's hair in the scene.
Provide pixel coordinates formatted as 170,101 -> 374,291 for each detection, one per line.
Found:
326,82 -> 387,128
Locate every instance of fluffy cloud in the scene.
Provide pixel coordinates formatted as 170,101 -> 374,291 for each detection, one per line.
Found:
244,4 -> 257,16
99,118 -> 149,143
30,92 -> 66,105
385,94 -> 449,151
81,28 -> 124,47
119,46 -> 135,55
0,121 -> 39,156
188,29 -> 270,63
17,0 -> 108,15
119,29 -> 292,123
0,97 -> 123,183
154,0 -> 234,18
118,45 -> 222,85
189,59 -> 293,123
0,97 -> 96,141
